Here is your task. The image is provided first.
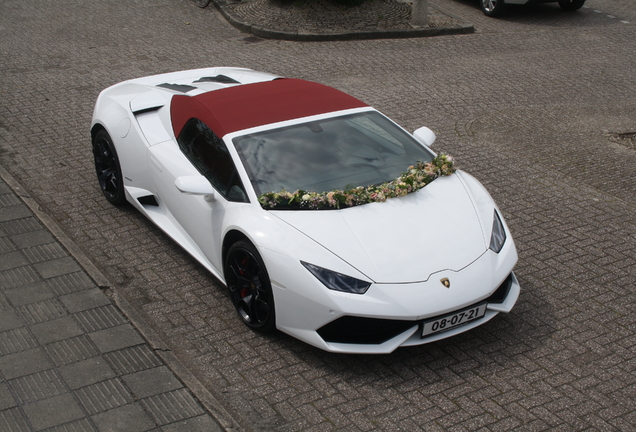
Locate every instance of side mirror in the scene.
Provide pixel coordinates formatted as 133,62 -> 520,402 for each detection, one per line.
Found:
413,126 -> 436,147
175,176 -> 216,201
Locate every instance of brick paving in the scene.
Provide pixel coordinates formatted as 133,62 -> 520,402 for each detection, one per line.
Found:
1,0 -> 635,431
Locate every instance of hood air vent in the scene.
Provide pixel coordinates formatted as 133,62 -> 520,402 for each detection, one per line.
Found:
156,83 -> 197,93
193,75 -> 240,84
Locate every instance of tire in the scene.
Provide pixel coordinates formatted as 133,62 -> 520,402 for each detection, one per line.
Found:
225,240 -> 276,332
92,129 -> 126,206
558,0 -> 585,11
195,0 -> 211,7
480,0 -> 506,17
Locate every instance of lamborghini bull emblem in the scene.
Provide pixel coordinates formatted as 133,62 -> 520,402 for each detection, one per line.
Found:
440,278 -> 451,289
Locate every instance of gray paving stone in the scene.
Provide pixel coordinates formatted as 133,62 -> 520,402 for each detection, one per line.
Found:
0,251 -> 29,272
44,335 -> 101,367
0,193 -> 20,208
22,242 -> 67,264
46,272 -> 97,296
88,324 -> 145,354
0,293 -> 10,312
0,236 -> 15,253
10,229 -> 55,249
0,406 -> 30,432
59,288 -> 111,314
0,265 -> 42,290
122,366 -> 183,399
18,298 -> 67,325
0,382 -> 18,410
30,316 -> 84,345
34,256 -> 82,279
0,327 -> 39,356
4,281 -> 54,306
0,347 -> 52,380
22,393 -> 85,431
74,305 -> 128,333
0,309 -> 24,332
139,388 -> 206,426
75,378 -> 133,415
90,403 -> 155,432
103,345 -> 163,375
9,369 -> 66,404
0,206 -> 31,223
59,357 -> 116,390
0,218 -> 42,237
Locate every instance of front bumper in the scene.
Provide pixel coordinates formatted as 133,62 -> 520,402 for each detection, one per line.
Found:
318,271 -> 520,354
269,237 -> 519,354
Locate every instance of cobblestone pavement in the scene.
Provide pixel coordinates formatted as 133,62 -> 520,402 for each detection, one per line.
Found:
230,0 -> 414,31
1,0 -> 635,431
221,0 -> 470,37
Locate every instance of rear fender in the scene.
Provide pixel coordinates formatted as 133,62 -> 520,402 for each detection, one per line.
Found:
91,97 -> 149,190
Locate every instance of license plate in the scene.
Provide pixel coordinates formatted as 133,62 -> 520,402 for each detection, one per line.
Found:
421,302 -> 487,338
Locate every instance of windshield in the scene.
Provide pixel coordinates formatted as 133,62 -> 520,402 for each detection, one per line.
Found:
233,111 -> 434,196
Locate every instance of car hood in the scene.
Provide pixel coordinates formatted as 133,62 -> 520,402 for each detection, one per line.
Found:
271,174 -> 489,284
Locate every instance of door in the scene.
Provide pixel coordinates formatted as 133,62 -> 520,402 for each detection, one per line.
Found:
148,118 -> 249,278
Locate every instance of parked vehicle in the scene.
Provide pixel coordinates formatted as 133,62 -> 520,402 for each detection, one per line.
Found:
480,0 -> 586,17
91,68 -> 520,353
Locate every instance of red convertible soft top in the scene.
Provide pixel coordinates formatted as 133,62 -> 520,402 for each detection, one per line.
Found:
170,78 -> 368,138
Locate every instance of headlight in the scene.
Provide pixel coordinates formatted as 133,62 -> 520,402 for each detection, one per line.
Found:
489,210 -> 507,253
301,262 -> 371,294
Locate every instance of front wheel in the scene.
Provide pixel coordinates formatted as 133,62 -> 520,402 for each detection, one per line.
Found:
195,0 -> 211,7
480,0 -> 506,17
225,241 -> 276,332
92,129 -> 126,206
558,0 -> 585,11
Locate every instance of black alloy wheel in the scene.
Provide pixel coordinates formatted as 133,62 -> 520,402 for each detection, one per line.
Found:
92,129 -> 126,206
225,241 -> 276,332
481,0 -> 506,17
558,0 -> 585,11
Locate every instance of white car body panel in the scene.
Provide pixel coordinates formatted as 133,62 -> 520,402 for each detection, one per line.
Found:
91,68 -> 520,353
272,174 -> 487,284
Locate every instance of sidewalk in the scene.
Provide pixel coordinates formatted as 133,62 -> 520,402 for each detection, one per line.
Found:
211,0 -> 474,41
0,167 -> 231,431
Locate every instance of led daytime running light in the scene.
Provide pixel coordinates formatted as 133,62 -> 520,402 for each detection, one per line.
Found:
301,262 -> 371,294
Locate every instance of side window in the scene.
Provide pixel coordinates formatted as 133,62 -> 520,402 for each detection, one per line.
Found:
177,118 -> 248,202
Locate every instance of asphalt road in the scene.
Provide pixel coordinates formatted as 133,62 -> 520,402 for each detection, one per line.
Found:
1,0 -> 635,431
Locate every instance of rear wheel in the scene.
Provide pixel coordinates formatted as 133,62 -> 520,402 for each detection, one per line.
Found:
558,0 -> 585,11
225,241 -> 276,332
195,0 -> 211,7
92,129 -> 126,206
481,0 -> 506,17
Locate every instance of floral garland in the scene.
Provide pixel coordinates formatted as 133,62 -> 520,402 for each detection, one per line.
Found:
258,153 -> 456,210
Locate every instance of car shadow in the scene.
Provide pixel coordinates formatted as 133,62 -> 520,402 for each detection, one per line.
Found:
262,272 -> 557,385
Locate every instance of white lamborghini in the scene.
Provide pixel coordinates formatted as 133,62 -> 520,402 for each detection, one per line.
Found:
91,67 -> 520,354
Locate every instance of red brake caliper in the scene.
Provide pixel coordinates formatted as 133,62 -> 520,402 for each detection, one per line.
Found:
239,256 -> 249,298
